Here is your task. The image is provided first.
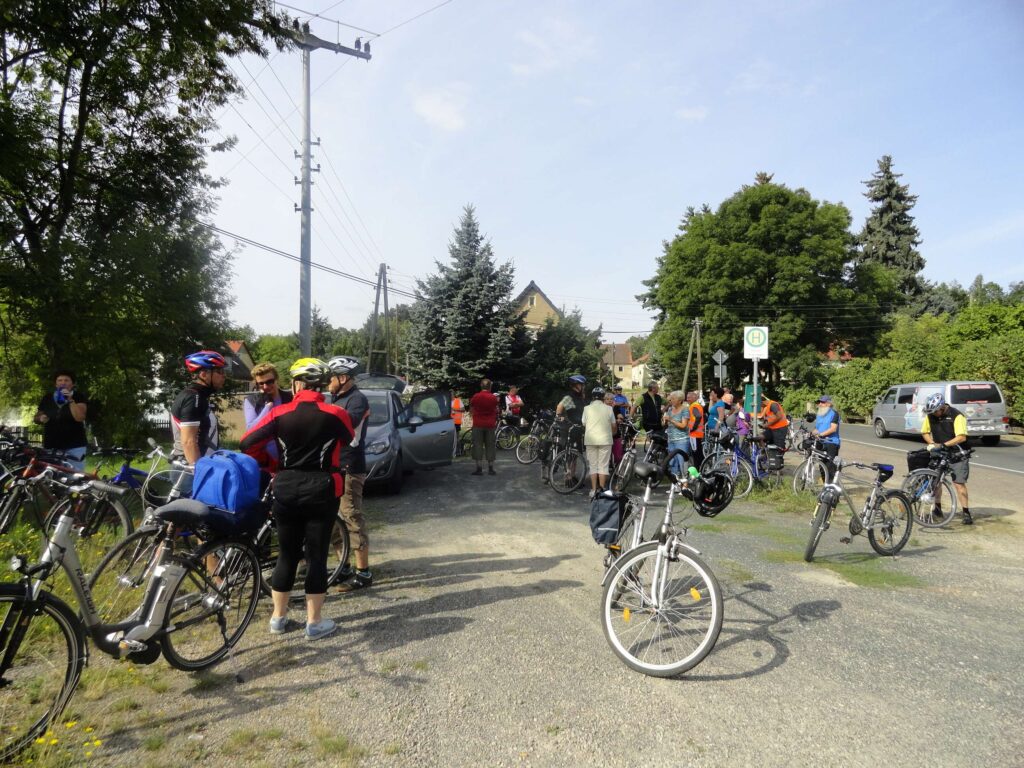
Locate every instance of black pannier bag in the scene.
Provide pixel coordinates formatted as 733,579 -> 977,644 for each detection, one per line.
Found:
765,445 -> 784,471
590,492 -> 628,545
906,449 -> 931,472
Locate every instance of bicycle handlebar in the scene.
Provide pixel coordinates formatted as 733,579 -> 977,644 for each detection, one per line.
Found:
90,479 -> 128,497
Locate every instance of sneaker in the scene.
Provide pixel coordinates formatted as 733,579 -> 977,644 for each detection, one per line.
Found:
334,570 -> 373,593
269,616 -> 290,635
488,467 -> 496,475
471,468 -> 483,476
962,510 -> 974,526
305,618 -> 338,640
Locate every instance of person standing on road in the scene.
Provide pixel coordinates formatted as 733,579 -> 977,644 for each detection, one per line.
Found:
637,382 -> 664,437
583,387 -> 616,497
811,395 -> 841,480
34,370 -> 89,472
706,387 -> 726,435
327,356 -> 373,592
470,378 -> 500,476
686,391 -> 706,469
506,385 -> 524,418
663,391 -> 690,477
921,393 -> 973,525
240,358 -> 354,640
244,362 -> 293,470
171,351 -> 227,465
758,393 -> 790,453
612,385 -> 631,419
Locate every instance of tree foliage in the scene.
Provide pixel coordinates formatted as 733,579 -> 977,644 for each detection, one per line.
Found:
0,1 -> 289,440
405,206 -> 530,393
856,155 -> 924,297
519,313 -> 603,410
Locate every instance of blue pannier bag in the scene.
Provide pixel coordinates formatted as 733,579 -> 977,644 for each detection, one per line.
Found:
191,451 -> 261,515
589,491 -> 627,546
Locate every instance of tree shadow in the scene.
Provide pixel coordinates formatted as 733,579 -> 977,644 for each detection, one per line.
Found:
686,581 -> 841,682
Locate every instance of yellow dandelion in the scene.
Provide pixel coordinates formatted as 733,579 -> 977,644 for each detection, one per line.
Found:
65,721 -> 78,728
49,738 -> 58,745
35,737 -> 45,744
93,739 -> 102,746
85,751 -> 93,757
84,726 -> 94,733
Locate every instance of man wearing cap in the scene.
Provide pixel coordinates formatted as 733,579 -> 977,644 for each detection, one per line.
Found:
612,385 -> 631,420
811,395 -> 841,480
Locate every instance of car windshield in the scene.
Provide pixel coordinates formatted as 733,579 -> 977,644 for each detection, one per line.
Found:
950,384 -> 1002,405
365,394 -> 391,425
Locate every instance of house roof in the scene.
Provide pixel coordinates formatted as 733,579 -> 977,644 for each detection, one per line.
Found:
514,280 -> 564,319
601,343 -> 633,367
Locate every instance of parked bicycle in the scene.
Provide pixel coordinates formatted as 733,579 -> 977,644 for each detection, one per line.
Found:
609,420 -> 641,492
600,453 -> 724,677
702,431 -> 782,498
495,411 -> 527,451
791,436 -> 833,496
515,409 -> 554,465
548,422 -> 588,495
0,472 -> 262,760
803,458 -> 913,562
901,446 -> 973,528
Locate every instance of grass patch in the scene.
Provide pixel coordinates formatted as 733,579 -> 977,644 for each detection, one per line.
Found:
691,522 -> 726,534
545,724 -> 563,736
379,659 -> 399,675
749,486 -> 816,516
143,732 -> 167,751
411,659 -> 430,672
191,671 -> 235,691
314,729 -> 366,763
383,742 -> 402,756
716,558 -> 755,585
763,549 -> 924,588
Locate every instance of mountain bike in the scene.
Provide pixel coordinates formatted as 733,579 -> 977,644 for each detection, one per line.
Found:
804,458 -> 913,562
549,423 -> 588,495
0,473 -> 261,761
900,446 -> 972,528
600,454 -> 724,677
791,436 -> 833,496
515,409 -> 553,464
495,412 -> 526,451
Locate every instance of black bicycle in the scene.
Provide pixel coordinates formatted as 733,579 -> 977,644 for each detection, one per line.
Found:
901,446 -> 972,528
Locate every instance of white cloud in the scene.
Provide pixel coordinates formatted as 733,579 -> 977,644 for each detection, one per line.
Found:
675,106 -> 709,122
511,17 -> 596,76
412,84 -> 469,132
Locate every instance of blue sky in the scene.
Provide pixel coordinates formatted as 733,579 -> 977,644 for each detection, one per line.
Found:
207,0 -> 1024,341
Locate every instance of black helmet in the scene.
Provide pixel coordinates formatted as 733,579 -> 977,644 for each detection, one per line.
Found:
693,471 -> 735,517
326,355 -> 362,377
591,387 -> 606,400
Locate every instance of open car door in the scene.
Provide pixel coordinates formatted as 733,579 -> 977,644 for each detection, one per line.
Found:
397,390 -> 454,469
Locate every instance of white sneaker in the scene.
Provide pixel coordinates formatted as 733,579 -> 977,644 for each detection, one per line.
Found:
269,616 -> 289,635
305,618 -> 338,640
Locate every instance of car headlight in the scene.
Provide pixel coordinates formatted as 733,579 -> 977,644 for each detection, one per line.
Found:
365,436 -> 392,455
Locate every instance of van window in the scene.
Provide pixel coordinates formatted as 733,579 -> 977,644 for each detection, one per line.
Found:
897,388 -> 915,405
950,384 -> 1002,404
881,388 -> 897,405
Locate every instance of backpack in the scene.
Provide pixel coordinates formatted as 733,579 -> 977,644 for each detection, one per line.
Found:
590,491 -> 627,545
191,450 -> 262,513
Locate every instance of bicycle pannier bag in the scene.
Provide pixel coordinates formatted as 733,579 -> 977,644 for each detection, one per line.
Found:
766,445 -> 784,471
191,450 -> 262,512
906,449 -> 931,473
589,492 -> 627,545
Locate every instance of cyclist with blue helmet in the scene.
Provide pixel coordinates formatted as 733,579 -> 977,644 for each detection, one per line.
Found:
921,392 -> 973,525
171,350 -> 227,464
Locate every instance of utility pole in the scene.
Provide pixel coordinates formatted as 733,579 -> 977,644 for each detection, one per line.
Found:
293,23 -> 371,355
367,264 -> 383,372
694,318 -> 703,399
366,263 -> 392,373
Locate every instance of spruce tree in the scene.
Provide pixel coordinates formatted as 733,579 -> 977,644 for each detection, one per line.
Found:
407,206 -> 529,393
857,155 -> 924,297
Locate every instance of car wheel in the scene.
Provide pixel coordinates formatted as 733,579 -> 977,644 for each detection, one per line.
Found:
386,454 -> 404,494
874,419 -> 889,438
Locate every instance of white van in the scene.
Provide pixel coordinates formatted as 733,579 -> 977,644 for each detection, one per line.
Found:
871,381 -> 1008,445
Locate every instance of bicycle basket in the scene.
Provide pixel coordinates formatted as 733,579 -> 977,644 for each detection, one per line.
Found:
906,449 -> 931,472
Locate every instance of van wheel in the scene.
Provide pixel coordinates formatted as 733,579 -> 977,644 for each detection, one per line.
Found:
874,419 -> 889,438
981,436 -> 1000,447
386,454 -> 404,494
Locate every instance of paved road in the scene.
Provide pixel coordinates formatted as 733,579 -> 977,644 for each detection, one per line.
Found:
86,454 -> 1024,768
840,423 -> 1024,476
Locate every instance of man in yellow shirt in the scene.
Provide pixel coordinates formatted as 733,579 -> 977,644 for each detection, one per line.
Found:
921,393 -> 972,525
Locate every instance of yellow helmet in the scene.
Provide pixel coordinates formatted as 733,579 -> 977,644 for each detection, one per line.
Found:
288,357 -> 330,385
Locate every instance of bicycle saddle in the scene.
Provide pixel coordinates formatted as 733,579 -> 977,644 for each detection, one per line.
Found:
153,498 -> 263,535
633,461 -> 661,481
870,463 -> 895,483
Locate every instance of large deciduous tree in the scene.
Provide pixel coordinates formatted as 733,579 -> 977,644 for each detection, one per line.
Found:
0,1 -> 289,440
857,155 -> 924,297
642,178 -> 889,390
406,206 -> 530,393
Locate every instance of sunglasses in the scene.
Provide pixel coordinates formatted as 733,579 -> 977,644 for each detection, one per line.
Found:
255,378 -> 277,387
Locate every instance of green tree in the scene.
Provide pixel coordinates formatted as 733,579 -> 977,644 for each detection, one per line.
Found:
0,1 -> 288,440
967,274 -> 1007,306
856,155 -> 924,297
642,178 -> 880,390
519,313 -> 603,409
911,279 -> 969,317
406,206 -> 529,393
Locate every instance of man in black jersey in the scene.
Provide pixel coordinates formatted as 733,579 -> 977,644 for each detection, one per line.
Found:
171,350 -> 227,465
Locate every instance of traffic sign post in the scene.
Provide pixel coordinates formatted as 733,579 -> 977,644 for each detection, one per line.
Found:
714,364 -> 727,383
743,327 -> 769,437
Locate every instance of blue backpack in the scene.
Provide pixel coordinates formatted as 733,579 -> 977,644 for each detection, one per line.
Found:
191,451 -> 261,513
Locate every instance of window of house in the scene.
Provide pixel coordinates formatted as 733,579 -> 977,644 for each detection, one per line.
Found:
617,366 -> 623,372
528,295 -> 536,307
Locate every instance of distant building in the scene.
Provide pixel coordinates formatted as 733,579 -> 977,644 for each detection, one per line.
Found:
602,343 -> 635,390
630,354 -> 661,390
514,281 -> 563,334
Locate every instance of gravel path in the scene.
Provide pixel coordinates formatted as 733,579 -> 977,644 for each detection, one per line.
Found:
69,448 -> 1024,768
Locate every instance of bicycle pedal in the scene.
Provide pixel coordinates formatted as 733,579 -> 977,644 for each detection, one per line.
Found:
119,638 -> 148,653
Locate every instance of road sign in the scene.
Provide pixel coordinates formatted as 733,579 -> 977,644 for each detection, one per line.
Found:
743,326 -> 769,360
712,349 -> 727,364
714,364 -> 727,381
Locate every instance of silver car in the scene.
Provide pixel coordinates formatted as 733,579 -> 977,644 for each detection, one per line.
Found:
356,374 -> 455,493
871,380 -> 1008,446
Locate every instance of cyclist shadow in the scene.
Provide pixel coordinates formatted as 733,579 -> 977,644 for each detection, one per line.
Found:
812,544 -> 944,564
375,551 -> 581,590
687,581 -> 841,682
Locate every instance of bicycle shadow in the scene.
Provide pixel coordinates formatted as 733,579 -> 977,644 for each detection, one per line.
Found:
812,544 -> 944,564
687,581 -> 841,682
373,551 -> 580,590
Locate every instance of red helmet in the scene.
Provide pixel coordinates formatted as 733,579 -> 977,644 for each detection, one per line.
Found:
184,350 -> 227,372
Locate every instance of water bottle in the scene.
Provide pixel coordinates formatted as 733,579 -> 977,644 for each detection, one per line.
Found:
687,466 -> 700,481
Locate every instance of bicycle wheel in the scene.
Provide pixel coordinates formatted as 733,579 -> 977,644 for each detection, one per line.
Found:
901,470 -> 956,528
712,456 -> 754,499
515,435 -> 541,465
550,449 -> 587,495
160,540 -> 261,671
868,490 -> 913,556
495,426 -> 518,451
792,458 -> 828,497
804,498 -> 833,562
0,586 -> 87,763
601,541 -> 723,677
87,525 -> 181,626
255,514 -> 350,597
610,451 -> 635,492
45,494 -> 132,574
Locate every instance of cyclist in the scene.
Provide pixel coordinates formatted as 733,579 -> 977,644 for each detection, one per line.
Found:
611,385 -> 631,419
636,381 -> 664,437
921,393 -> 973,525
582,386 -> 615,496
663,390 -> 690,477
326,356 -> 372,592
506,385 -> 524,418
705,387 -> 726,435
171,350 -> 227,465
811,394 -> 841,480
240,358 -> 354,640
33,369 -> 89,471
686,390 -> 706,468
244,362 -> 293,470
545,374 -> 587,484
470,378 -> 500,476
757,393 -> 790,453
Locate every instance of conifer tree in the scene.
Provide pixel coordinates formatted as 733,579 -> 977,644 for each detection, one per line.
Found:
857,155 -> 924,296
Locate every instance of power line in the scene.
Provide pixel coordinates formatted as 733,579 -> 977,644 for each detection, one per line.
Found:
378,0 -> 455,37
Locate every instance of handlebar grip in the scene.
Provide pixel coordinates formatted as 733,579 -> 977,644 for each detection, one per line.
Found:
90,479 -> 128,497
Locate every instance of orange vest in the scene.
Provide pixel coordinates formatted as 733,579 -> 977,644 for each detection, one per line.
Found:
452,397 -> 464,426
688,402 -> 705,438
759,399 -> 790,429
